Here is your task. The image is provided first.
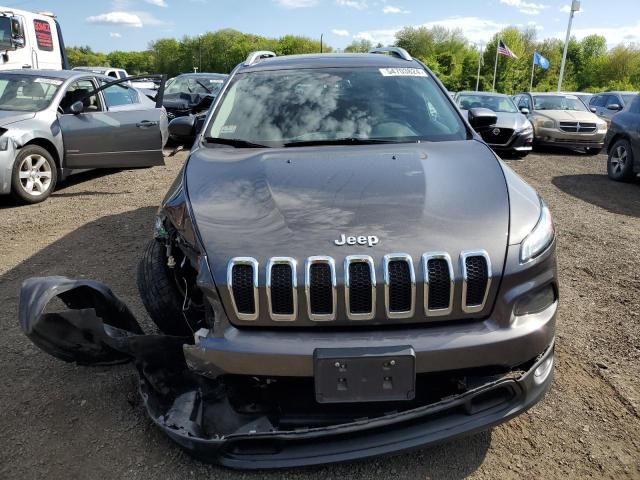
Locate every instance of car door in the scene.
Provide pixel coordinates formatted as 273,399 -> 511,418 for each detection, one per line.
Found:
58,76 -> 166,169
602,94 -> 622,124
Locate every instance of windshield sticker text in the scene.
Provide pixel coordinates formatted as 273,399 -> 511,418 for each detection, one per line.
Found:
379,68 -> 428,77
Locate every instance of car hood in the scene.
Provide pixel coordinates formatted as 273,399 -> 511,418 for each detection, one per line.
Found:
533,110 -> 600,123
0,111 -> 36,127
461,110 -> 529,130
186,140 -> 510,311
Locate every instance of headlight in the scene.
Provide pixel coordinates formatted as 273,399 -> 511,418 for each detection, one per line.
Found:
0,129 -> 8,151
596,121 -> 607,132
534,118 -> 554,129
520,200 -> 554,263
518,124 -> 533,135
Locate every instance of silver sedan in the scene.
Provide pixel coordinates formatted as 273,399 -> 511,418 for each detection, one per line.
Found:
0,69 -> 168,203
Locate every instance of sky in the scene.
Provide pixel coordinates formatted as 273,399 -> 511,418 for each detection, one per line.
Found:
3,0 -> 639,52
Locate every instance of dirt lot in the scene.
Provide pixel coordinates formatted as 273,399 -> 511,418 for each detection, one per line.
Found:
1,148 -> 639,479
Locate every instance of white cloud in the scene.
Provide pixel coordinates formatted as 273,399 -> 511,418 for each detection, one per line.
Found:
353,16 -> 507,46
499,0 -> 549,15
109,32 -> 122,37
274,0 -> 318,7
332,28 -> 350,36
86,11 -> 143,28
144,0 -> 168,6
554,22 -> 640,48
383,5 -> 410,14
336,0 -> 368,10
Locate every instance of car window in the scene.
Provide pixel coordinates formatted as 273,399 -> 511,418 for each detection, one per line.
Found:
165,75 -> 225,96
605,95 -> 621,107
117,71 -> 127,80
456,94 -> 518,113
590,95 -> 602,107
532,95 -> 587,111
59,79 -> 101,114
208,67 -> 466,146
629,96 -> 640,114
518,96 -> 531,109
0,74 -> 62,112
101,82 -> 139,108
620,94 -> 636,107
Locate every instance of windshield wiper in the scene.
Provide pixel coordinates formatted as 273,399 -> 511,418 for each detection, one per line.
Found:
284,138 -> 403,147
204,137 -> 269,148
195,80 -> 213,93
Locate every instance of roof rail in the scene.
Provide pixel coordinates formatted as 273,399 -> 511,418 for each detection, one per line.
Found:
245,51 -> 277,66
368,47 -> 412,61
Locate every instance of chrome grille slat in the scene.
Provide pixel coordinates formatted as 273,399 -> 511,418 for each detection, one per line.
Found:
305,256 -> 337,322
422,252 -> 454,317
227,257 -> 259,321
266,257 -> 297,322
383,254 -> 415,319
460,250 -> 492,314
344,255 -> 376,320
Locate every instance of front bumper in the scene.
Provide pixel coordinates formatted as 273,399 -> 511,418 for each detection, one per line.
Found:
0,137 -> 17,195
18,271 -> 556,469
534,126 -> 606,149
488,129 -> 534,152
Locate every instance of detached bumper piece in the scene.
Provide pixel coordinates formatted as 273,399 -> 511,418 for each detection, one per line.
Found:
19,276 -> 554,470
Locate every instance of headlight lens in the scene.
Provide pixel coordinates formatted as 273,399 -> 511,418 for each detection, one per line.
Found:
535,118 -> 554,129
520,200 -> 554,263
518,124 -> 533,135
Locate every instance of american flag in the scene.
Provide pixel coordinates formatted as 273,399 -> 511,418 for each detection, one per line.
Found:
497,40 -> 518,59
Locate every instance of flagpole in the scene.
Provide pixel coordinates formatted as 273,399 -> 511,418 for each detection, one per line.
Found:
492,38 -> 500,92
476,43 -> 483,91
530,53 -> 535,91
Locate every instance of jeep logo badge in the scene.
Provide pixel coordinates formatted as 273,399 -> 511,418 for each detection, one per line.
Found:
334,234 -> 379,247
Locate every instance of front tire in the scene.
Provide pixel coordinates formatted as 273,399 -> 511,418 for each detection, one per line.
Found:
11,145 -> 57,204
607,139 -> 635,182
137,239 -> 197,336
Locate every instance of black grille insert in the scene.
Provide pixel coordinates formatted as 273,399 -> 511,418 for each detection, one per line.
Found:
427,258 -> 452,310
270,264 -> 294,315
231,264 -> 255,314
480,128 -> 514,145
465,256 -> 489,307
349,262 -> 373,314
388,260 -> 412,312
309,263 -> 333,315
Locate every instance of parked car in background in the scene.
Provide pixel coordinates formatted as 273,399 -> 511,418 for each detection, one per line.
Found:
20,49 -> 558,468
163,72 -> 228,143
455,91 -> 533,157
513,92 -> 607,154
590,91 -> 639,125
72,67 -> 157,90
0,70 -> 167,203
604,93 -> 640,182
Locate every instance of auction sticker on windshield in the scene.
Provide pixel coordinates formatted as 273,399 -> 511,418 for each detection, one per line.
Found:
379,68 -> 428,77
34,78 -> 63,86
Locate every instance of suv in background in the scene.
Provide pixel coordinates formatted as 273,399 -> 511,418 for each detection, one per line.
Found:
590,91 -> 639,125
514,92 -> 607,154
605,94 -> 640,182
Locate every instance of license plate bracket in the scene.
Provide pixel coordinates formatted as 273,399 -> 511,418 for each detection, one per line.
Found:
314,346 -> 416,404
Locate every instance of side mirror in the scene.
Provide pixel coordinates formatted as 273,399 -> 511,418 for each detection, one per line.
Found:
468,107 -> 498,130
520,107 -> 530,115
606,104 -> 621,111
168,115 -> 196,138
70,101 -> 84,115
590,106 -> 597,113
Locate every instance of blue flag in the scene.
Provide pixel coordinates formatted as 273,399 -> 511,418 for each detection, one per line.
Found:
534,51 -> 550,70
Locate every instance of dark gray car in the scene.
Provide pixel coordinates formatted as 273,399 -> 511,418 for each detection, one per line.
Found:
19,49 -> 557,468
590,91 -> 639,125
455,91 -> 533,157
0,70 -> 168,203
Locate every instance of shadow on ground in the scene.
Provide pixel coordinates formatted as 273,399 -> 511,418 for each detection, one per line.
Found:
552,174 -> 640,218
0,207 -> 490,479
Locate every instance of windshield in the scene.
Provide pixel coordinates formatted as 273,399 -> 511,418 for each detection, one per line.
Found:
207,67 -> 466,147
457,94 -> 518,113
165,75 -> 225,95
533,95 -> 587,112
0,74 -> 62,112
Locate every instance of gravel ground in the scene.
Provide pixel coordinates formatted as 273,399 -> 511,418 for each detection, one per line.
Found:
0,148 -> 638,479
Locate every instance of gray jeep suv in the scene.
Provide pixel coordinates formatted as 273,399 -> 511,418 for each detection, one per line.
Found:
20,49 -> 558,468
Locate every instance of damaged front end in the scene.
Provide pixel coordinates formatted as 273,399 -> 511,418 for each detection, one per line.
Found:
19,276 -> 554,469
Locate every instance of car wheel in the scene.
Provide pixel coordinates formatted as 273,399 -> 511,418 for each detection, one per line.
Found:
607,139 -> 635,182
585,147 -> 603,155
137,238 -> 200,336
11,146 -> 57,204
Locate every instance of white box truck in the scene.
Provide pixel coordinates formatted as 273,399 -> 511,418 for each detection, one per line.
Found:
0,7 -> 68,70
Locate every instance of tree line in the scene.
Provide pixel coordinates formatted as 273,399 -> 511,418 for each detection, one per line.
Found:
67,26 -> 640,93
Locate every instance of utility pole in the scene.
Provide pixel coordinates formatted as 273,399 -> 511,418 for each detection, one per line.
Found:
320,33 -> 323,53
558,0 -> 580,92
198,34 -> 203,73
476,42 -> 483,91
